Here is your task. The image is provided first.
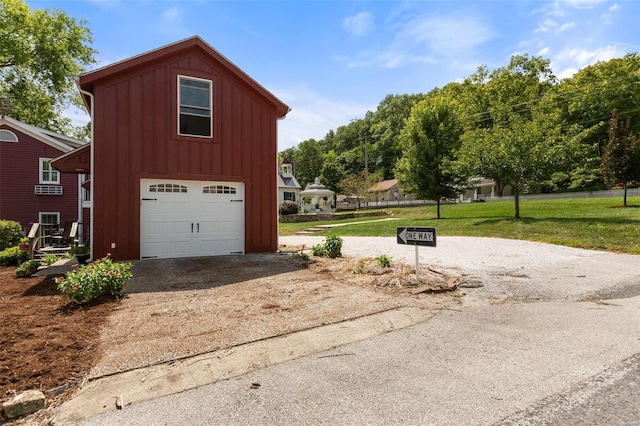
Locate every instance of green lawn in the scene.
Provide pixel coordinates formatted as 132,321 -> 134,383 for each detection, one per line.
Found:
279,197 -> 640,254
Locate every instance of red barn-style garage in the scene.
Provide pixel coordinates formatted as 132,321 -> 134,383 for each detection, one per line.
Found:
56,36 -> 289,260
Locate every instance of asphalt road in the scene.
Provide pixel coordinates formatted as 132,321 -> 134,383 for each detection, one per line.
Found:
74,236 -> 640,425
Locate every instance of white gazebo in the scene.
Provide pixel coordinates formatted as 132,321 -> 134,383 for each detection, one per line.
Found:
299,177 -> 335,213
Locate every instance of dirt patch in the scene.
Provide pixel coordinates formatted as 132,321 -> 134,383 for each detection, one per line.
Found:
90,253 -> 458,378
0,267 -> 118,420
1,251 -> 459,423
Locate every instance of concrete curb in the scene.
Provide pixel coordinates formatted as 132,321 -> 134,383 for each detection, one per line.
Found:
53,306 -> 439,425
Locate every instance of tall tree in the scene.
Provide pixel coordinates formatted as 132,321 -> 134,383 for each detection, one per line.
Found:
369,93 -> 426,179
395,95 -> 464,219
553,53 -> 640,190
601,109 -> 640,207
455,55 -> 582,218
0,0 -> 96,133
290,138 -> 324,188
339,170 -> 378,210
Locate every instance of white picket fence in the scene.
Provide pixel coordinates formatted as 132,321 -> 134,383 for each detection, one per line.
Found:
361,187 -> 639,208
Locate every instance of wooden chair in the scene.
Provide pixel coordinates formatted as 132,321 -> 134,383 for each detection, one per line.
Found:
51,221 -> 78,247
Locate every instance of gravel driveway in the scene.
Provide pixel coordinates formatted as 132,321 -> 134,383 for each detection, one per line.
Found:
280,235 -> 640,305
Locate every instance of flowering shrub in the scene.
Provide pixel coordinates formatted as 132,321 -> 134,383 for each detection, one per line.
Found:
56,255 -> 133,304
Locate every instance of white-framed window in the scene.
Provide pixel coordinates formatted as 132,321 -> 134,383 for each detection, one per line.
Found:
39,158 -> 59,184
178,75 -> 212,138
284,191 -> 296,202
203,185 -> 236,194
149,183 -> 188,193
0,129 -> 18,142
39,212 -> 60,238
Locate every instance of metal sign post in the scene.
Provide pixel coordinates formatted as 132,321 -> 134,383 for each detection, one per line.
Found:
397,227 -> 437,281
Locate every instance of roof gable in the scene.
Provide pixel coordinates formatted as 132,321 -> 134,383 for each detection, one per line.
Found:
79,36 -> 289,118
0,116 -> 87,153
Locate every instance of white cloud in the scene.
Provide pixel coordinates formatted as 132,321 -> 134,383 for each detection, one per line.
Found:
343,13 -> 493,69
609,3 -> 620,12
535,18 -> 557,33
558,22 -> 576,32
161,7 -> 181,23
552,45 -> 625,79
343,12 -> 374,37
274,84 -> 373,150
537,47 -> 550,56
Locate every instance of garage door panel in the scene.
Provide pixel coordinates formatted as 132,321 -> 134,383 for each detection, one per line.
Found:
141,179 -> 244,259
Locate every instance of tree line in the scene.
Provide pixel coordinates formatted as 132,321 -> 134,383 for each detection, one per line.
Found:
281,53 -> 640,218
2,1 -> 638,218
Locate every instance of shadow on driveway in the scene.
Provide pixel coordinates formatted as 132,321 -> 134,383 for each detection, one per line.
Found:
125,253 -> 306,294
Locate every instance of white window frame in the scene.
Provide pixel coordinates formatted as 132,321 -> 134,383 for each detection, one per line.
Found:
39,158 -> 59,184
39,212 -> 59,223
0,129 -> 18,142
177,75 -> 212,138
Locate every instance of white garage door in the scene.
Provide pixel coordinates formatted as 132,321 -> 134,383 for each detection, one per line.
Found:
140,179 -> 244,259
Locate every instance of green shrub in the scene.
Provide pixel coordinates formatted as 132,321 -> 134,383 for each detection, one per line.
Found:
312,235 -> 343,258
56,255 -> 133,304
0,220 -> 22,251
376,254 -> 392,268
71,245 -> 88,255
311,243 -> 326,257
279,200 -> 299,215
15,260 -> 41,278
354,259 -> 365,274
43,254 -> 60,265
323,235 -> 343,258
0,246 -> 29,266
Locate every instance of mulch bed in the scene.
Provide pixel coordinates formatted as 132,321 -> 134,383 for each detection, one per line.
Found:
0,266 -> 118,411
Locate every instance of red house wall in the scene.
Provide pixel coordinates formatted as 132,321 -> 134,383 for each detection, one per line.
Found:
0,125 -> 80,233
85,45 -> 282,260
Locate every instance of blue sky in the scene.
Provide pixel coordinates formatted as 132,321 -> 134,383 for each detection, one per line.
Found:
27,0 -> 640,150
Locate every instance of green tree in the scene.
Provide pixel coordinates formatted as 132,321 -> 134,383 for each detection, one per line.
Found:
369,93 -> 425,179
395,96 -> 465,219
553,53 -> 640,189
0,0 -> 96,133
601,109 -> 640,207
339,170 -> 378,210
455,55 -> 581,218
290,138 -> 324,188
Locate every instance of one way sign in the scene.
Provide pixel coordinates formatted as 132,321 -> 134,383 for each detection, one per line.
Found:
397,227 -> 437,247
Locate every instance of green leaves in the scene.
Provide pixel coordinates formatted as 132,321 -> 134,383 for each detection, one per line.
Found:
0,0 -> 96,133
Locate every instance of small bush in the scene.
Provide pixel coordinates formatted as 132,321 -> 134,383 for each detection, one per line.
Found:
15,260 -> 41,278
354,259 -> 365,274
43,254 -> 60,265
311,244 -> 326,257
0,246 -> 29,266
312,235 -> 343,258
323,235 -> 343,258
376,254 -> 392,268
279,200 -> 299,215
56,255 -> 133,304
0,220 -> 22,251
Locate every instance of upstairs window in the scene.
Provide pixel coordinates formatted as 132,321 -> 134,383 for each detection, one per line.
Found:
0,129 -> 18,142
39,158 -> 59,184
178,76 -> 212,138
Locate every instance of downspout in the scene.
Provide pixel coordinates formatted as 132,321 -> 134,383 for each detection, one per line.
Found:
77,83 -> 95,261
77,174 -> 82,243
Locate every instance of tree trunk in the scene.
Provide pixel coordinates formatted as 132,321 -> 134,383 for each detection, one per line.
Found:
624,184 -> 628,207
513,186 -> 520,219
436,198 -> 441,219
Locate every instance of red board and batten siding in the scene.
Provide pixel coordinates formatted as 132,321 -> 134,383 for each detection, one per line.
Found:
82,37 -> 287,260
0,125 -> 79,232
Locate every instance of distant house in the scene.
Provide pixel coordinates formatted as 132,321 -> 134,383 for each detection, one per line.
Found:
53,36 -> 289,260
461,177 -> 513,202
277,158 -> 301,204
369,178 -> 401,202
0,116 -> 88,239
